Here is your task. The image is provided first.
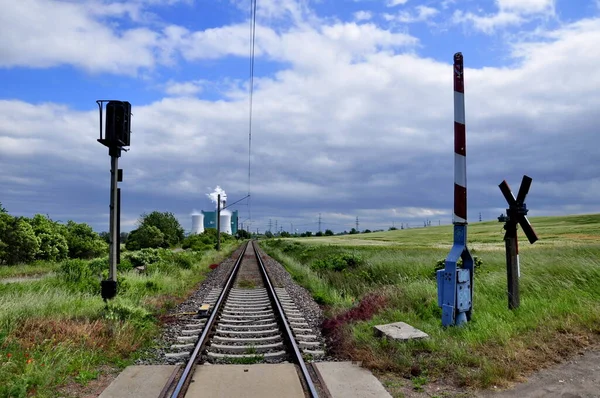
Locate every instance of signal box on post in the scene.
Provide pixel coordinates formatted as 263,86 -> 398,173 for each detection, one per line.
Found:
97,100 -> 131,150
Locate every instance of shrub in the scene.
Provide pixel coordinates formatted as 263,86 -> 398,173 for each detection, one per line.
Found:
183,229 -> 233,251
124,248 -> 163,268
174,253 -> 194,270
137,211 -> 184,248
28,214 -> 68,262
58,258 -> 100,294
312,253 -> 364,273
125,225 -> 165,250
65,221 -> 107,259
0,214 -> 40,265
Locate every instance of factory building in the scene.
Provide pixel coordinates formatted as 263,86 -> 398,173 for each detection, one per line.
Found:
191,210 -> 239,235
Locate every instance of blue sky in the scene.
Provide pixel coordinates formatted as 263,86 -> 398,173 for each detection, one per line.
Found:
1,0 -> 600,234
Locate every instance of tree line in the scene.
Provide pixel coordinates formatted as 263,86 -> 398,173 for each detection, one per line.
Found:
0,203 -> 107,265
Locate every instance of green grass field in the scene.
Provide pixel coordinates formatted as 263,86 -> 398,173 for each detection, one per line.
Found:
260,213 -> 600,393
0,243 -> 238,398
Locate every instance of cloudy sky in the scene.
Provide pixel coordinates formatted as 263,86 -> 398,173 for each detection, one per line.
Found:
1,0 -> 599,234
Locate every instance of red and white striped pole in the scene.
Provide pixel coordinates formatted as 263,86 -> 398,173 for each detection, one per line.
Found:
453,52 -> 467,225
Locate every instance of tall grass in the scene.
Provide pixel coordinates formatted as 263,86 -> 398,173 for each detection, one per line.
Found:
259,214 -> 600,389
0,241 -> 240,397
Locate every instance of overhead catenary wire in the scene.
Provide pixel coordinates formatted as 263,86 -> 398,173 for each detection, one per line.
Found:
247,0 -> 257,229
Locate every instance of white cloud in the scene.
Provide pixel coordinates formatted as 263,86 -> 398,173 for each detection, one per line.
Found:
453,0 -> 556,33
1,1 -> 600,231
453,10 -> 524,33
393,5 -> 439,23
354,10 -> 373,21
164,80 -> 204,96
497,0 -> 555,14
387,0 -> 409,6
0,0 -> 160,74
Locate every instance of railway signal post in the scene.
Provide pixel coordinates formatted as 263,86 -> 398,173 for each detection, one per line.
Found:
96,100 -> 132,301
436,52 -> 474,327
498,175 -> 539,309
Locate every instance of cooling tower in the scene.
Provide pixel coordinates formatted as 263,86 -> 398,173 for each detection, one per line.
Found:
220,213 -> 232,234
191,214 -> 204,234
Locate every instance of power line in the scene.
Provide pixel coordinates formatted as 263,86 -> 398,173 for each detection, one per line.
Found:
247,0 -> 258,226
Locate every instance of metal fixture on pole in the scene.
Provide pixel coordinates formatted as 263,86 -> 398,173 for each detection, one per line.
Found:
96,100 -> 131,301
436,53 -> 474,327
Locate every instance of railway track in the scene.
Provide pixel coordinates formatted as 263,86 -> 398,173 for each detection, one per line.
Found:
161,241 -> 323,397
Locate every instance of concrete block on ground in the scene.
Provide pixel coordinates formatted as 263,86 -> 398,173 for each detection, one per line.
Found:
185,363 -> 305,398
374,321 -> 429,341
99,365 -> 177,398
314,361 -> 392,398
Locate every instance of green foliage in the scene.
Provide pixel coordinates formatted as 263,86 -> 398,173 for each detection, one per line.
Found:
28,214 -> 68,262
123,248 -> 163,268
57,259 -> 99,294
174,253 -> 194,270
312,253 -> 364,272
236,229 -> 252,239
125,225 -> 165,250
183,229 -> 233,251
0,214 -> 40,265
349,228 -> 359,235
0,202 -> 6,213
99,231 -> 110,244
137,211 -> 184,247
0,241 -> 240,397
264,231 -> 274,238
65,221 -> 107,259
324,229 -> 334,236
104,300 -> 153,328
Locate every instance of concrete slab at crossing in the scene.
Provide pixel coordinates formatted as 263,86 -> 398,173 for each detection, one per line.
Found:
185,363 -> 305,398
314,361 -> 392,398
99,365 -> 177,398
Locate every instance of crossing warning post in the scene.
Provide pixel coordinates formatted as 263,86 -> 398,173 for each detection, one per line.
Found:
498,175 -> 539,309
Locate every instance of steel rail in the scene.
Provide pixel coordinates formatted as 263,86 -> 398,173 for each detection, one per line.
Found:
252,241 -> 320,398
169,241 -> 249,398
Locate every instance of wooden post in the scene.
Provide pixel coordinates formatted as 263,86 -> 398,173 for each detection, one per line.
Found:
505,223 -> 520,309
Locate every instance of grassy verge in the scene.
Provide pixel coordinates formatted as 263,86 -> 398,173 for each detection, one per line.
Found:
0,261 -> 60,279
0,241 -> 239,397
259,214 -> 600,391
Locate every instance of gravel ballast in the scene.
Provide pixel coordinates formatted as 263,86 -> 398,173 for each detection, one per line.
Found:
135,242 -> 330,365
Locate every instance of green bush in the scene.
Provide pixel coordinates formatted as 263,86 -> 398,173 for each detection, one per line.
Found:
58,259 -> 93,283
104,300 -> 153,327
125,225 -> 165,250
28,214 -> 68,262
312,253 -> 364,272
88,257 -> 108,275
0,214 -> 40,265
137,211 -> 184,247
57,258 -> 100,294
183,229 -> 233,251
174,254 -> 194,269
124,248 -> 163,268
65,221 -> 107,259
